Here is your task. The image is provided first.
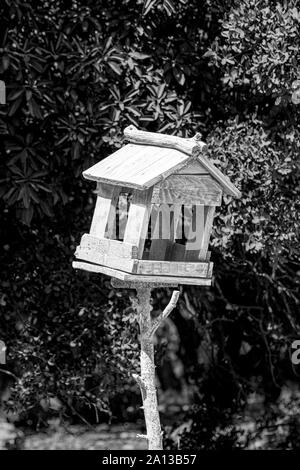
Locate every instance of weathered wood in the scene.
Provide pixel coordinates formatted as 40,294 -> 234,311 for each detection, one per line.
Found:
83,144 -> 190,190
175,160 -> 209,175
207,262 -> 213,278
198,153 -> 242,198
171,205 -> 182,241
83,127 -> 241,197
198,206 -> 215,260
151,175 -> 222,205
75,247 -> 137,273
137,260 -> 212,277
73,261 -> 213,286
124,188 -> 153,258
133,287 -> 163,450
105,186 -> 121,238
124,125 -> 206,155
185,205 -> 205,259
90,183 -> 118,238
111,279 -> 178,288
78,234 -> 138,258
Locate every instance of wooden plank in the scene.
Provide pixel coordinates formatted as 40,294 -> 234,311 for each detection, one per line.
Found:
198,206 -> 215,260
171,205 -> 182,241
72,261 -> 212,286
124,125 -> 207,156
78,234 -> 138,258
105,186 -> 121,238
151,175 -> 222,205
137,260 -> 211,277
198,153 -> 242,198
83,144 -> 190,190
83,127 -> 240,198
111,279 -> 179,288
185,205 -> 205,257
123,188 -> 153,258
75,247 -> 137,273
175,160 -> 209,175
90,183 -> 117,238
149,204 -> 170,260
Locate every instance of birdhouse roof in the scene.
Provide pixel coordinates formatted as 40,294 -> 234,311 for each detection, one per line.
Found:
83,126 -> 241,198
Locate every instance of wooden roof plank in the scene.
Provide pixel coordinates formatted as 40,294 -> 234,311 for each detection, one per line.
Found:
83,144 -> 190,189
82,127 -> 241,198
197,154 -> 241,198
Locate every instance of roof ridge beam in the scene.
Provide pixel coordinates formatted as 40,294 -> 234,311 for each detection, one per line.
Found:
124,125 -> 207,156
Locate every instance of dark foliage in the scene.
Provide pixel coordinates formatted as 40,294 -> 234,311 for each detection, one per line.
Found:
0,0 -> 300,449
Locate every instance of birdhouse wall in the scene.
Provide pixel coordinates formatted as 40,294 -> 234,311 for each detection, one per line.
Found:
123,188 -> 153,258
175,160 -> 209,175
89,182 -> 120,238
151,175 -> 222,206
144,203 -> 216,263
184,205 -> 216,261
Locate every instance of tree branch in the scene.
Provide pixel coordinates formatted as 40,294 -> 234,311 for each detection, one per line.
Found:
133,373 -> 147,401
150,290 -> 180,337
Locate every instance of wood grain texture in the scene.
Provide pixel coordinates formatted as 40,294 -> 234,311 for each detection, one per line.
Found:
104,185 -> 120,238
171,204 -> 182,241
73,261 -> 212,286
137,260 -> 213,277
82,127 -> 240,198
90,183 -> 117,237
75,235 -> 138,272
124,188 -> 153,258
198,206 -> 215,260
83,144 -> 190,190
175,160 -> 209,175
124,125 -> 207,155
151,175 -> 222,205
78,234 -> 138,258
185,205 -> 205,258
75,247 -> 137,273
197,153 -> 241,198
111,279 -> 179,288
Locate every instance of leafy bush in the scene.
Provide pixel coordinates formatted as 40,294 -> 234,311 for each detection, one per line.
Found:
0,0 -> 300,449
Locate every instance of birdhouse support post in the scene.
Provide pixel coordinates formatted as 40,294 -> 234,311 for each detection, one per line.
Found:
113,281 -> 180,450
73,125 -> 242,449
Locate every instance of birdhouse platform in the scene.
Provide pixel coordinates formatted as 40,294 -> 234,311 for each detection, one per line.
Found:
73,126 -> 241,286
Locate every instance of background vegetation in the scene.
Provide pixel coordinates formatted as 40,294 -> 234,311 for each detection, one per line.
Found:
0,0 -> 299,449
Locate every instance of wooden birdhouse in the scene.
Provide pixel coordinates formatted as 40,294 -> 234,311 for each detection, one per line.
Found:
73,126 -> 241,286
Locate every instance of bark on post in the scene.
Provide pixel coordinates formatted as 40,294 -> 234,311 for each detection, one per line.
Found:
131,286 -> 180,450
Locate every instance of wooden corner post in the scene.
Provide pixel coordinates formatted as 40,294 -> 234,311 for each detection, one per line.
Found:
112,280 -> 180,450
